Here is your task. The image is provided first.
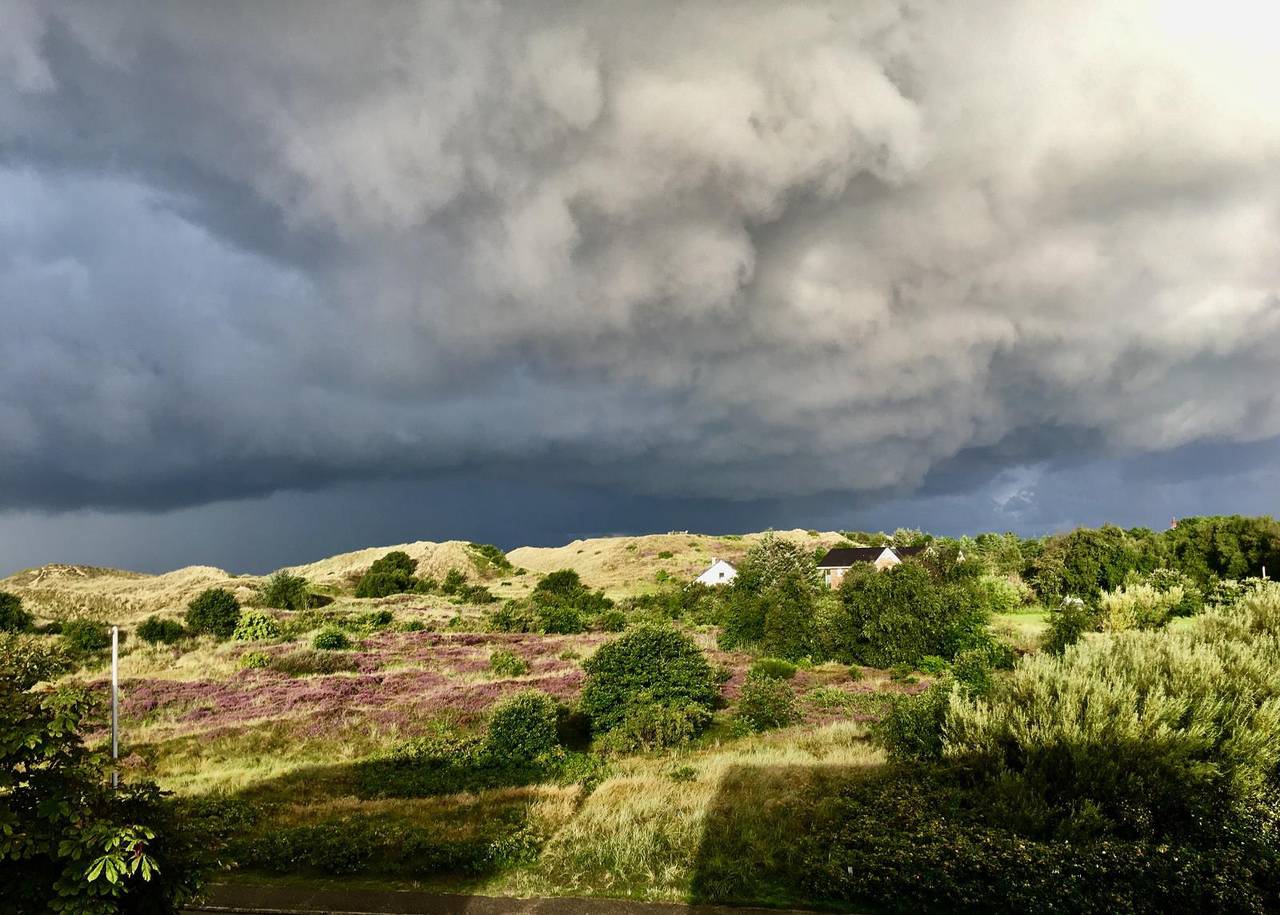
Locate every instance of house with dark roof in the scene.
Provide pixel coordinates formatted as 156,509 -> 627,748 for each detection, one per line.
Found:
817,545 -> 926,587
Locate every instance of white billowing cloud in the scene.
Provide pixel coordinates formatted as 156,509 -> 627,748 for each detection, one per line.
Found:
2,0 -> 1280,511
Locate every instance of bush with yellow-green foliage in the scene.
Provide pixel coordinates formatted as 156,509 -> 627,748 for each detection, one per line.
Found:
944,584 -> 1280,841
1097,582 -> 1183,631
232,610 -> 281,642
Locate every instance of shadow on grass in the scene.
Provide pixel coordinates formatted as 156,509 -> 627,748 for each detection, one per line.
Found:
687,761 -> 890,914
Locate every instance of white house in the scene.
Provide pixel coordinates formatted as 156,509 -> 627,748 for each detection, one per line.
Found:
696,558 -> 737,586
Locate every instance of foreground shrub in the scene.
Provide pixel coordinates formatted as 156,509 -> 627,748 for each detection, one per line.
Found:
60,618 -> 113,654
945,588 -> 1280,842
770,769 -> 1279,915
489,648 -> 530,677
749,657 -> 797,680
232,609 -> 281,641
581,625 -> 719,736
734,672 -> 800,733
137,614 -> 186,645
259,571 -> 310,611
185,587 -> 241,638
311,626 -> 351,651
0,591 -> 32,632
270,649 -> 359,676
0,635 -> 222,912
485,690 -> 559,760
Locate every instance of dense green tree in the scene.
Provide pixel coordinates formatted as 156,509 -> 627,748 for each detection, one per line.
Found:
1162,515 -> 1280,586
185,587 -> 242,637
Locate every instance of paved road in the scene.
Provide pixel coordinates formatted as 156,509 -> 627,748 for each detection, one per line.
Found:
187,882 -> 837,915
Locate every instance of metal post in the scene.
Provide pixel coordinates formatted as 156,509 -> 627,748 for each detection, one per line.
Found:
111,625 -> 119,789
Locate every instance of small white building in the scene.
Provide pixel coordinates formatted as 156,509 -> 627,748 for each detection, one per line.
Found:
696,558 -> 737,586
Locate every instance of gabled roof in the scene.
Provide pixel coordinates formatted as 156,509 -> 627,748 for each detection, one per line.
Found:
817,547 -> 891,567
817,545 -> 927,567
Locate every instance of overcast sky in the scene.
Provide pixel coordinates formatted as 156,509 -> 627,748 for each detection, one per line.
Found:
3,1 -> 1280,575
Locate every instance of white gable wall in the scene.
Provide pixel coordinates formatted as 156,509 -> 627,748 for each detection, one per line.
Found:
696,559 -> 737,586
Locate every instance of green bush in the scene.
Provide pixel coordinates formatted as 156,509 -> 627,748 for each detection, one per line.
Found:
260,571 -> 311,611
60,619 -> 114,654
270,649 -> 359,676
1041,596 -> 1093,655
355,551 -> 419,598
346,609 -> 395,632
239,650 -> 271,669
232,609 -> 281,641
185,587 -> 242,638
835,562 -> 991,667
919,655 -> 949,675
749,657 -> 797,680
486,600 -> 539,633
485,690 -> 559,760
875,682 -> 952,762
0,591 -> 32,632
657,550 -> 674,559
458,584 -> 496,605
581,625 -> 719,735
594,699 -> 713,754
489,648 -> 530,677
311,626 -> 351,651
413,576 -> 438,594
137,615 -> 186,645
719,570 -> 816,660
354,571 -> 407,599
735,672 -> 800,732
977,575 -> 1022,613
596,609 -> 628,632
1099,582 -> 1183,631
537,601 -> 585,634
440,568 -> 467,595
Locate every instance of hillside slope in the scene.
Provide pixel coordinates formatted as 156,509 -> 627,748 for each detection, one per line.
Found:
1,529 -> 850,620
509,529 -> 844,593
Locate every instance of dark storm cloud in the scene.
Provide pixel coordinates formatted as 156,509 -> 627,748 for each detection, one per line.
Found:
2,1 -> 1280,528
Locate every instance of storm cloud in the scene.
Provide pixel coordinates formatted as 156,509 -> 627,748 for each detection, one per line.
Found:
2,1 -> 1280,557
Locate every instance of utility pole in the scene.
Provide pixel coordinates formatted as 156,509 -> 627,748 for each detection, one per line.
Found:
111,625 -> 119,789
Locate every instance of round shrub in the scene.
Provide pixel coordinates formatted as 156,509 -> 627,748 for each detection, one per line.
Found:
489,648 -> 530,677
735,671 -> 801,733
136,615 -> 186,645
232,610 -> 281,642
259,571 -> 311,611
581,625 -> 718,733
185,587 -> 242,638
311,626 -> 351,651
0,591 -> 32,632
749,657 -> 797,680
485,690 -> 559,760
537,602 -> 585,634
239,650 -> 271,669
1043,596 -> 1093,655
60,619 -> 113,654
